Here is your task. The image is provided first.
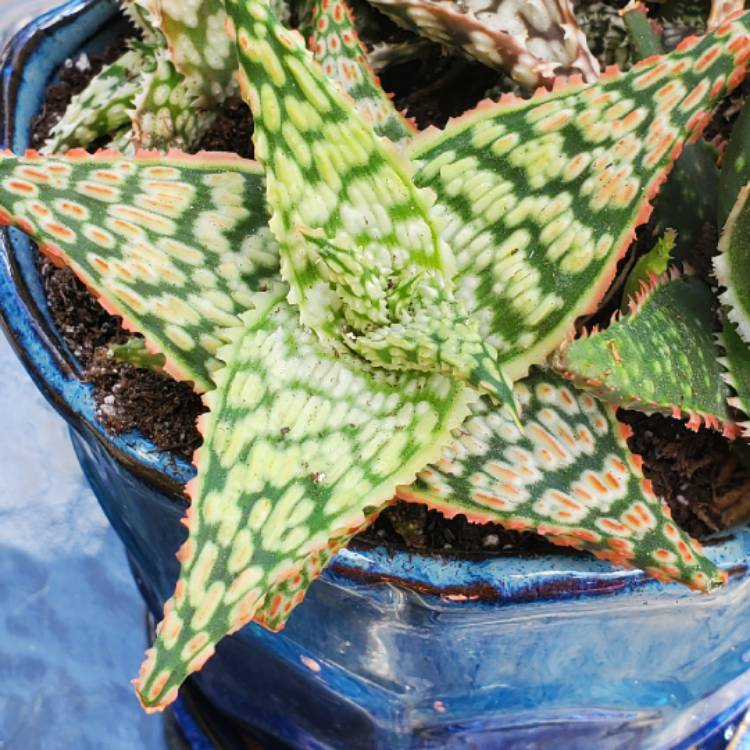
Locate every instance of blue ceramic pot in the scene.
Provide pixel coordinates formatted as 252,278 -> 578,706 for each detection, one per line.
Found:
4,2 -> 750,748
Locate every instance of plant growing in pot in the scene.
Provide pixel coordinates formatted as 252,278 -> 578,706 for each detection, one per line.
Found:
5,0 -> 750,743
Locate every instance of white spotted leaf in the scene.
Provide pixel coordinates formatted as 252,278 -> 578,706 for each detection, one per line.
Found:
225,0 -> 518,411
410,16 -> 750,381
0,149 -> 278,390
133,282 -> 474,710
552,274 -> 737,436
398,370 -> 726,591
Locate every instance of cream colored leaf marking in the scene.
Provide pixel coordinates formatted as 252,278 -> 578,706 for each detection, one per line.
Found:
411,14 -> 750,380
226,0 -> 517,408
0,150 -> 277,390
130,0 -> 236,106
135,282 -> 474,710
132,46 -> 216,151
398,370 -> 725,591
362,0 -> 600,88
43,48 -> 147,154
303,0 -> 413,145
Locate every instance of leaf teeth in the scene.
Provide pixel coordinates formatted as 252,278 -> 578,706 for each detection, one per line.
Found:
362,0 -> 600,88
552,276 -> 736,435
398,371 -> 724,591
0,148 -> 274,391
409,14 -> 750,382
134,291 -> 475,711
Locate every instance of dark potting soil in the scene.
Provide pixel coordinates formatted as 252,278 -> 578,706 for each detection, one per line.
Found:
28,25 -> 750,558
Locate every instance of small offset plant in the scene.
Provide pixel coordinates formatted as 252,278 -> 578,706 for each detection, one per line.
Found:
2,0 -> 750,711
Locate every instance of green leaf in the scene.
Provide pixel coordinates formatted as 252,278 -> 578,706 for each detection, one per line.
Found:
650,140 -> 719,263
620,3 -> 720,265
0,149 -> 278,390
360,0 -> 600,88
110,338 -> 167,371
552,274 -> 735,434
718,98 -> 750,227
43,48 -> 146,153
224,0 -> 518,409
621,228 -> 675,309
129,0 -> 236,107
398,370 -> 726,591
132,48 -> 216,151
409,14 -> 750,381
303,0 -> 414,144
720,311 -> 750,438
621,1 -> 664,60
134,282 -> 474,711
715,182 -> 750,344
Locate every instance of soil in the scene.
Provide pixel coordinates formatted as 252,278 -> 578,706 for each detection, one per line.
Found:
26,20 -> 750,557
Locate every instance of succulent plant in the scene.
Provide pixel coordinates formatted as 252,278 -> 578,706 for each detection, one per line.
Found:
3,0 -> 750,714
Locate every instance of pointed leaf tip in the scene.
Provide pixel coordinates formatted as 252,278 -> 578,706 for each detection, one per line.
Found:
135,284 -> 474,709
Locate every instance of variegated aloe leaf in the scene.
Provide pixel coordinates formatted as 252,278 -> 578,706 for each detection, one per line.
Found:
225,0 -> 517,410
716,182 -> 750,346
398,370 -> 726,591
303,0 -> 414,144
134,282 -> 474,711
410,14 -> 750,381
720,313 -> 750,438
718,98 -> 750,227
121,0 -> 159,42
43,48 -> 147,154
709,0 -> 747,30
362,0 -> 600,87
133,0 -> 235,106
620,2 -> 719,264
0,149 -> 279,390
552,273 -> 736,435
131,47 -> 217,151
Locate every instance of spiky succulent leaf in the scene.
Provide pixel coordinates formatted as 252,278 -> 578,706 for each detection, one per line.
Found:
621,229 -> 675,309
132,48 -> 216,151
720,313 -> 750,437
0,149 -> 278,390
134,283 -> 474,711
398,370 -> 726,591
121,0 -> 159,42
410,15 -> 750,381
718,98 -> 750,227
362,0 -> 600,87
303,0 -> 413,144
621,1 -> 664,59
553,274 -> 735,433
130,0 -> 235,107
43,49 -> 146,154
650,140 -> 719,263
620,4 -> 719,264
225,0 -> 517,409
709,0 -> 747,30
715,183 -> 750,344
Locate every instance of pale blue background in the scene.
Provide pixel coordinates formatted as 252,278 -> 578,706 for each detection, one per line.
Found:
0,1 -> 164,746
0,337 -> 168,749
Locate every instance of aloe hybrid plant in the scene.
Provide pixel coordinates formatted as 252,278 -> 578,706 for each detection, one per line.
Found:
3,0 -> 750,712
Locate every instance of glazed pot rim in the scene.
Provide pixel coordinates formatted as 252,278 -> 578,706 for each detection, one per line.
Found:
2,0 -> 749,605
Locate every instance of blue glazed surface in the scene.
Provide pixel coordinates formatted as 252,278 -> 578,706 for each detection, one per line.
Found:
3,2 -> 750,748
